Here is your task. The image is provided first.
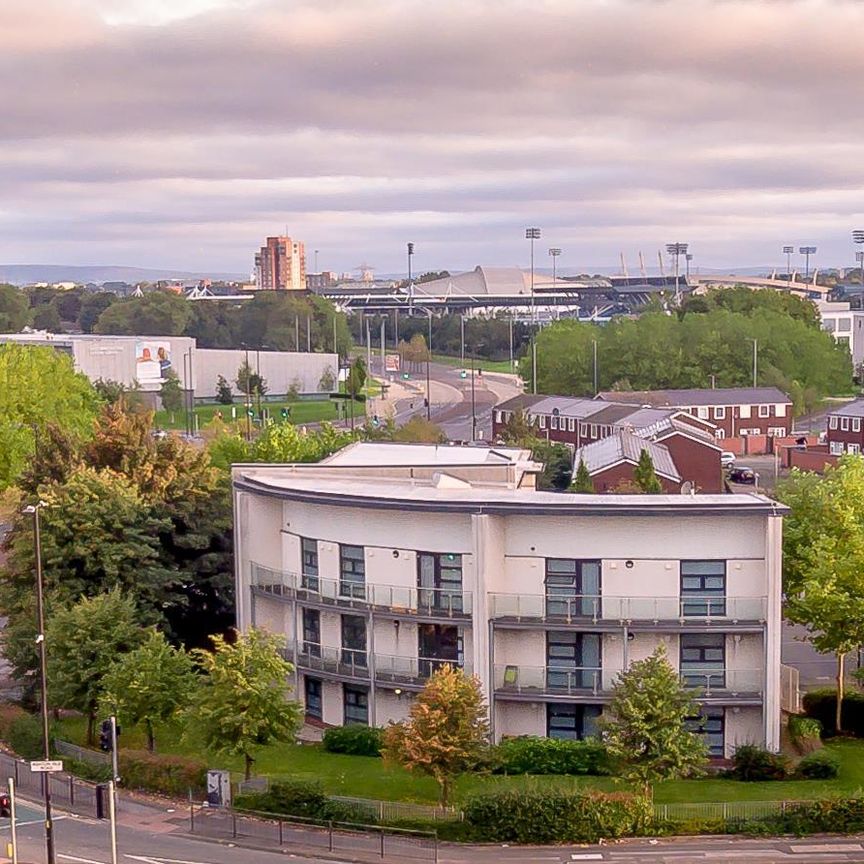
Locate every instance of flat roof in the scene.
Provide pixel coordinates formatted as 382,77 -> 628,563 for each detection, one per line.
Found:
321,441 -> 537,468
597,387 -> 791,407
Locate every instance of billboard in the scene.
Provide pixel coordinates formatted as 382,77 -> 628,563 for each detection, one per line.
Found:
384,353 -> 401,372
135,340 -> 173,383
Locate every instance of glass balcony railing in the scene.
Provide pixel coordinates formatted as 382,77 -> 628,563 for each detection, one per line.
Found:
251,562 -> 473,618
680,668 -> 763,695
489,593 -> 766,624
375,654 -> 472,686
295,644 -> 370,679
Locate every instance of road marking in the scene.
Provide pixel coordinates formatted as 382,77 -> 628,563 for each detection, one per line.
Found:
571,855 -> 604,861
790,844 -> 864,853
126,855 -> 227,864
58,855 -> 107,864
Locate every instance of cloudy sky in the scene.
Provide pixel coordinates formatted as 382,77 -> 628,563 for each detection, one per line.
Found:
2,0 -> 864,276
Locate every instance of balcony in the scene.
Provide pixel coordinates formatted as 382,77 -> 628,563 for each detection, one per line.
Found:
251,563 -> 473,619
375,654 -> 473,688
489,593 -> 766,626
296,644 -> 370,680
680,668 -> 763,697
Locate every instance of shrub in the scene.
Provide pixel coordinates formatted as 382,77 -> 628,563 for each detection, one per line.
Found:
322,725 -> 383,757
492,736 -> 611,776
796,749 -> 840,779
236,779 -> 371,824
803,688 -> 864,737
119,749 -> 207,797
764,797 -> 864,834
66,758 -> 112,783
726,744 -> 787,781
461,787 -> 653,844
8,714 -> 53,760
0,704 -> 26,740
788,715 -> 822,753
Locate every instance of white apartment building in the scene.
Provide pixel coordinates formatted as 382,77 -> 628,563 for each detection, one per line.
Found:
817,300 -> 864,369
233,442 -> 786,757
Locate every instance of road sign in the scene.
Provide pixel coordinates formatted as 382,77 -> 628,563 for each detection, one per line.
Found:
30,760 -> 63,773
384,353 -> 401,372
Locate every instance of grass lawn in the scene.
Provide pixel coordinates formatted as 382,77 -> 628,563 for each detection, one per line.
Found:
431,354 -> 518,375
55,717 -> 864,806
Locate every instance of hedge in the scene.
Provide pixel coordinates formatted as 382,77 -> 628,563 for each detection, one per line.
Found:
236,780 -> 373,824
492,736 -> 611,776
322,725 -> 383,757
118,749 -> 207,797
803,688 -> 864,737
8,714 -> 54,760
796,750 -> 840,780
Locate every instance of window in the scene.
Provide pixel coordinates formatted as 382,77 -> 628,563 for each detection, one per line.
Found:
579,423 -> 588,437
739,404 -> 751,419
340,545 -> 365,598
589,424 -> 598,438
687,708 -> 724,757
418,623 -> 462,676
758,404 -> 770,418
341,615 -> 367,669
304,677 -> 322,720
776,403 -> 787,418
550,416 -> 558,430
495,410 -> 503,424
829,416 -> 838,430
568,418 -> 576,432
842,418 -> 850,431
697,406 -> 709,419
680,561 -> 725,617
301,538 -> 319,591
854,418 -> 861,433
850,443 -> 861,455
715,429 -> 725,440
839,318 -> 852,332
680,634 -> 725,689
768,427 -> 786,437
546,631 -> 601,691
539,415 -> 547,429
343,685 -> 369,725
547,704 -> 602,740
418,553 -> 463,613
830,441 -> 844,455
823,318 -> 836,332
713,406 -> 726,420
302,608 -> 321,657
545,559 -> 601,618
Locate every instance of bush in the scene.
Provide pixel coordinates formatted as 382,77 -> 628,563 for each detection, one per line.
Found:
796,749 -> 840,779
803,688 -> 864,737
0,704 -> 27,740
726,744 -> 787,781
492,736 -> 611,776
119,749 -> 207,797
322,725 -> 383,757
761,797 -> 864,834
8,714 -> 53,760
789,715 -> 822,753
236,779 -> 371,824
461,787 -> 653,844
65,758 -> 112,783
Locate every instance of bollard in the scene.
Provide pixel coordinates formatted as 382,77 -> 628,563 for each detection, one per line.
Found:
380,829 -> 385,858
328,820 -> 333,852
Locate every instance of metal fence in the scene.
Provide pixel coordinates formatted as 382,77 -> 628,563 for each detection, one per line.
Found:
331,795 -> 457,823
189,805 -> 439,862
0,750 -> 101,818
654,799 -> 795,824
54,738 -> 111,766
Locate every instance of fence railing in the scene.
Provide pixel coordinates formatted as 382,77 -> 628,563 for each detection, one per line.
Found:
331,795 -> 458,823
189,805 -> 439,862
54,738 -> 111,766
653,799 -> 797,824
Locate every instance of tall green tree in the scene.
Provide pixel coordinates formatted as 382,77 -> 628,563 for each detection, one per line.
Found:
775,458 -> 864,732
600,646 -> 707,793
159,369 -> 184,413
46,589 -> 145,744
189,629 -> 301,780
215,375 -> 234,405
78,293 -> 116,333
0,284 -> 32,332
634,450 -> 663,493
572,458 -> 594,493
345,356 -> 367,399
235,360 -> 266,397
100,629 -> 196,752
93,291 -> 192,336
383,665 -> 489,806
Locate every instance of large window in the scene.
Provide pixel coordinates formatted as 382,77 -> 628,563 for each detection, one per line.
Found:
341,614 -> 367,669
546,631 -> 601,691
547,704 -> 602,740
680,634 -> 725,689
340,545 -> 366,599
302,608 -> 321,657
687,709 -> 724,757
545,559 -> 600,618
301,538 -> 319,591
680,561 -> 726,617
304,677 -> 322,720
343,685 -> 369,725
417,553 -> 463,613
418,624 -> 462,677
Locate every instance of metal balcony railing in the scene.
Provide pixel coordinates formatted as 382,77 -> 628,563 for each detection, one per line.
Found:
251,562 -> 473,618
295,644 -> 370,679
374,654 -> 473,685
680,668 -> 763,696
489,593 -> 766,624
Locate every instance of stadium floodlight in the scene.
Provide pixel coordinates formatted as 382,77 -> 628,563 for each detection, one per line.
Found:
665,242 -> 689,304
782,246 -> 794,284
799,246 -> 817,281
548,248 -> 562,286
525,227 -> 541,394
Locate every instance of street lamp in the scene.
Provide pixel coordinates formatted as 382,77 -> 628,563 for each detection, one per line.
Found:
426,308 -> 432,421
548,248 -> 562,287
525,228 -> 541,394
240,344 -> 252,441
470,342 -> 486,442
407,242 -> 415,314
782,245 -> 794,284
22,501 -> 55,864
853,231 -> 864,284
799,246 -> 817,281
665,242 -> 688,305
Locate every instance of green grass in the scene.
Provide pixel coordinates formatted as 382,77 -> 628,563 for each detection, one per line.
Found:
54,717 -> 864,806
431,354 -> 518,375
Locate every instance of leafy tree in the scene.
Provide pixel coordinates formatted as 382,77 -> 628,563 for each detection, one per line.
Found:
345,357 -> 367,398
189,629 -> 301,780
160,369 -> 184,413
46,589 -> 145,744
215,375 -> 234,405
249,422 -> 356,464
392,416 -> 447,443
383,665 -> 489,806
318,367 -> 336,392
235,361 -> 266,397
496,409 -> 535,446
572,458 -> 594,493
78,292 -> 116,333
100,629 -> 196,751
599,645 -> 707,793
634,450 -> 663,493
0,284 -> 32,332
775,458 -> 864,732
0,344 -> 100,490
94,291 -> 192,336
533,441 -> 574,491
32,304 -> 61,331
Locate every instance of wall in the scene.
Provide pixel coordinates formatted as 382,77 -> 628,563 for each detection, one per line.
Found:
495,701 -> 546,738
787,448 -> 838,473
590,462 -> 682,494
659,432 -> 723,493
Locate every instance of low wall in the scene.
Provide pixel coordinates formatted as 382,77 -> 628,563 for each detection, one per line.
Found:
786,447 -> 838,474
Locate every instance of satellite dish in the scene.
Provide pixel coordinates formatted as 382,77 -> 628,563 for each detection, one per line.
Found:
681,481 -> 694,495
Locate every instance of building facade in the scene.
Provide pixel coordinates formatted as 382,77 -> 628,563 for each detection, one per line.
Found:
233,442 -> 785,757
817,301 -> 864,371
254,236 -> 306,291
826,398 -> 864,455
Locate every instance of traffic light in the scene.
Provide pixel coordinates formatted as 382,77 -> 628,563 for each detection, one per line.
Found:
246,409 -> 254,418
0,792 -> 10,818
372,414 -> 380,427
99,719 -> 112,752
423,398 -> 429,408
280,406 -> 291,420
460,370 -> 467,379
402,372 -> 410,380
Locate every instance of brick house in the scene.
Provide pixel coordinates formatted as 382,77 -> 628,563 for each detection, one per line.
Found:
826,398 -> 864,455
574,431 -> 683,493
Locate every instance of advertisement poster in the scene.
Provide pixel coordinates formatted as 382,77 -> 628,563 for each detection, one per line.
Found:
135,340 -> 172,382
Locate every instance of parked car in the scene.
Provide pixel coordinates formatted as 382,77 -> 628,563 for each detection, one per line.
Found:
721,451 -> 736,468
728,466 -> 756,485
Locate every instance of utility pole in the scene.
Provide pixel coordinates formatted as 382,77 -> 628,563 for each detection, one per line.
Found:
752,339 -> 758,388
508,316 -> 514,370
470,352 -> 476,442
366,319 -> 372,376
426,310 -> 432,421
307,315 -> 312,353
592,340 -> 598,395
380,319 -> 386,380
8,777 -> 18,864
242,345 -> 252,441
294,316 -> 300,352
460,314 -> 465,364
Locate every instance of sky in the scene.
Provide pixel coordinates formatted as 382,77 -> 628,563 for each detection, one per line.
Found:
2,0 -> 864,277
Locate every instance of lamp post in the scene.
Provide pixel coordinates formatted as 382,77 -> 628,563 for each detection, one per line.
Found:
853,231 -> 864,284
752,339 -> 758,388
241,344 -> 252,441
426,309 -> 432,421
782,245 -> 794,284
799,246 -> 817,281
665,242 -> 688,305
548,247 -> 562,287
525,228 -> 541,394
407,242 -> 415,314
470,342 -> 485,443
22,502 -> 55,864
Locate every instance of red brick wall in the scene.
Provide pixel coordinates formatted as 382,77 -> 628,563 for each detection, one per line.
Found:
590,462 -> 682,494
658,433 -> 724,493
787,447 -> 839,473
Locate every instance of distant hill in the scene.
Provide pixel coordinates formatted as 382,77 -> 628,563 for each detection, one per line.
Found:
0,264 -> 246,286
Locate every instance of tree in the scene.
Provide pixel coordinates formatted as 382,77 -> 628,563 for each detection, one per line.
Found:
392,416 -> 447,443
189,629 -> 301,780
496,409 -> 535,446
93,291 -> 192,336
160,369 -> 184,413
345,357 -> 367,398
78,293 -> 116,333
100,629 -> 196,752
32,304 -> 61,331
215,375 -> 234,405
0,284 -> 32,332
318,367 -> 336,392
235,361 -> 266,397
572,458 -> 594,493
534,441 -> 573,491
383,665 -> 489,806
775,458 -> 864,732
634,450 -> 663,494
46,589 -> 145,744
599,645 -> 707,793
